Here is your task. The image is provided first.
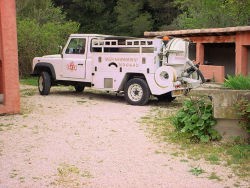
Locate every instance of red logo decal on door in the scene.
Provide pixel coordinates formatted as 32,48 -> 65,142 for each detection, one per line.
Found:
67,62 -> 77,71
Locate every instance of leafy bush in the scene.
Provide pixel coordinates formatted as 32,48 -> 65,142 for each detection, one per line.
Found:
224,75 -> 250,90
16,0 -> 66,25
16,0 -> 80,76
17,19 -> 79,76
235,98 -> 250,133
172,97 -> 221,143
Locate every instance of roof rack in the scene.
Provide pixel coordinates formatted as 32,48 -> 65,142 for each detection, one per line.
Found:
92,38 -> 155,48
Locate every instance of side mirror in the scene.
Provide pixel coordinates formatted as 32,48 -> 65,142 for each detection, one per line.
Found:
58,45 -> 63,58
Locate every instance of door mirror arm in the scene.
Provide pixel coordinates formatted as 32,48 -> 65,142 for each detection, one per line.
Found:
58,45 -> 63,58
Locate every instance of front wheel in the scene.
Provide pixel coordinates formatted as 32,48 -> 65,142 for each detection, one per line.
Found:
124,78 -> 150,106
38,72 -> 51,95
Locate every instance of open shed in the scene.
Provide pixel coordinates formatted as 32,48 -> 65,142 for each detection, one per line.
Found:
0,0 -> 20,114
145,26 -> 250,82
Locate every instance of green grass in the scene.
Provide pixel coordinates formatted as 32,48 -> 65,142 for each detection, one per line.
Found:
0,123 -> 15,131
141,107 -> 250,178
208,172 -> 222,181
9,169 -> 18,178
223,75 -> 250,90
226,145 -> 250,165
77,100 -> 87,104
20,88 -> 37,97
206,154 -> 220,164
189,167 -> 205,176
20,77 -> 37,86
57,164 -> 80,176
53,163 -> 93,187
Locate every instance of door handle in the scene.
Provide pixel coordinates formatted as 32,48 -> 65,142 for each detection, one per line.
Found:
78,64 -> 83,66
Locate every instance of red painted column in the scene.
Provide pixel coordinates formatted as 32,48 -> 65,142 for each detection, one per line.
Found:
235,44 -> 248,75
235,32 -> 250,76
0,26 -> 2,93
0,0 -> 20,114
0,9 -> 3,94
196,42 -> 204,64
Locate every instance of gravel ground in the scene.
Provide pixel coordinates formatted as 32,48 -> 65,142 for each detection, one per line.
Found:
0,85 -> 249,188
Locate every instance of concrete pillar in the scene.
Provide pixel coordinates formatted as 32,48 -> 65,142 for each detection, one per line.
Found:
0,0 -> 20,114
196,42 -> 204,64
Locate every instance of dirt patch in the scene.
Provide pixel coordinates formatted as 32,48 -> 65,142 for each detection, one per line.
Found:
0,86 -> 248,187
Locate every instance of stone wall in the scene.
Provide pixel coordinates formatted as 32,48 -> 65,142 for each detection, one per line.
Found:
190,87 -> 250,140
190,88 -> 250,119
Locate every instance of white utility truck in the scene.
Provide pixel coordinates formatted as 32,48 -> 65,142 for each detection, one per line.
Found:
32,34 -> 204,105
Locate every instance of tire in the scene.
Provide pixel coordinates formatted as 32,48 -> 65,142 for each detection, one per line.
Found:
38,72 -> 51,95
156,92 -> 176,102
74,83 -> 85,92
124,78 -> 150,106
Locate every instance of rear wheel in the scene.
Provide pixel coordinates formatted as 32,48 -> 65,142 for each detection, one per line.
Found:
156,92 -> 175,102
125,78 -> 150,106
74,83 -> 85,92
38,72 -> 51,95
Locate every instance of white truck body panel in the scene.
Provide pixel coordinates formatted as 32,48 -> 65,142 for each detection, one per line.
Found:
32,34 -> 202,98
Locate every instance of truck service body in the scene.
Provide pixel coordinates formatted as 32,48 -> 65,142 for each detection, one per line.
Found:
32,34 -> 204,105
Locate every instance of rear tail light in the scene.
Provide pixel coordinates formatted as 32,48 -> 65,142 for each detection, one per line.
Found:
174,81 -> 181,88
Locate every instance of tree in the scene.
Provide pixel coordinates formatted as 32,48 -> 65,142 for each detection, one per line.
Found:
114,0 -> 153,36
16,0 -> 66,24
171,0 -> 250,29
16,0 -> 79,76
147,0 -> 179,30
53,0 -> 117,34
52,0 -> 180,35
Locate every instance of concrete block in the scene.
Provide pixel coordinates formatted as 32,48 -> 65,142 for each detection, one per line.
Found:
213,106 -> 238,119
215,119 -> 249,142
191,87 -> 250,119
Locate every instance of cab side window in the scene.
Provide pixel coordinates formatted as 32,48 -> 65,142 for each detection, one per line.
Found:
65,38 -> 86,54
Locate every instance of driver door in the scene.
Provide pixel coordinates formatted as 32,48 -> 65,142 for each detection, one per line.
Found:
62,37 -> 87,79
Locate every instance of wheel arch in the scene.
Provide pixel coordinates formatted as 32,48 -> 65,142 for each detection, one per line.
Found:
119,73 -> 148,91
32,62 -> 56,80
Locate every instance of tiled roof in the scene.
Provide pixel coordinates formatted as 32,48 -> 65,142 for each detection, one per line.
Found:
144,26 -> 250,37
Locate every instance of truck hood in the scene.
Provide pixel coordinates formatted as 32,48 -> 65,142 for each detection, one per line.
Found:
42,54 -> 61,58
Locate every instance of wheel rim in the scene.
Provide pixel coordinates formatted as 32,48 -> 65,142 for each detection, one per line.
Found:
128,83 -> 143,102
38,75 -> 44,91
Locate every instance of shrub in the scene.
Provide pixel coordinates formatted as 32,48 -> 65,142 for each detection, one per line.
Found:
224,75 -> 250,90
172,97 -> 221,143
17,19 -> 79,76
